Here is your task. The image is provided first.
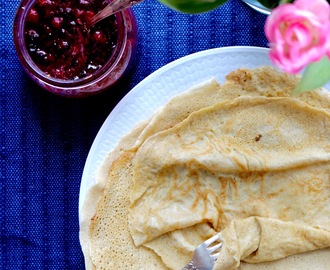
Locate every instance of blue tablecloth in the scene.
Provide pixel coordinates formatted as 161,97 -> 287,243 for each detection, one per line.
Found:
1,0 -> 268,268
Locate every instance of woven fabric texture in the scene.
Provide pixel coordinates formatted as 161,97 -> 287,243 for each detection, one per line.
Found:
1,0 -> 267,268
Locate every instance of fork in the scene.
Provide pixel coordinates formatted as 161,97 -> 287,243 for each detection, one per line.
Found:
182,234 -> 222,270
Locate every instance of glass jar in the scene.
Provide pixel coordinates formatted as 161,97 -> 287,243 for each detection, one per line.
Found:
13,0 -> 138,98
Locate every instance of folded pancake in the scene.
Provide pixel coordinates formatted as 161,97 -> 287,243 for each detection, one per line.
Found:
129,96 -> 330,267
80,67 -> 330,269
214,217 -> 330,270
134,67 -> 330,148
80,79 -> 224,269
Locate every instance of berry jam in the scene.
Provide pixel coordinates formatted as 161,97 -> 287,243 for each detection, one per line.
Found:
24,0 -> 118,80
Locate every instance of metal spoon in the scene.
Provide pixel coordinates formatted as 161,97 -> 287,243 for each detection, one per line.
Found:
241,0 -> 271,15
88,0 -> 143,27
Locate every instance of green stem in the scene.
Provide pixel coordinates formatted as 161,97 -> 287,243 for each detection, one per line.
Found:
279,0 -> 292,4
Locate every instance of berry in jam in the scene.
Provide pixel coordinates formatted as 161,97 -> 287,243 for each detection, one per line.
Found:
24,0 -> 118,80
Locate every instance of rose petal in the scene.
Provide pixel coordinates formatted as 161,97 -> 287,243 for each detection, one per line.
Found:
295,0 -> 330,22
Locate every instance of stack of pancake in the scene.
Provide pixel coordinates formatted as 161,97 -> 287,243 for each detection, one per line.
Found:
80,67 -> 330,269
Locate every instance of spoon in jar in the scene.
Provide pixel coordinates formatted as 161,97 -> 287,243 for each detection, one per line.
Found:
88,0 -> 144,27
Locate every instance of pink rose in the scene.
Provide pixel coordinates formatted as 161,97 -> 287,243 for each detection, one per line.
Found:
265,0 -> 330,74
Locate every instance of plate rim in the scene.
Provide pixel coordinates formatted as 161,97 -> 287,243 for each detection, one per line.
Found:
79,46 -> 271,215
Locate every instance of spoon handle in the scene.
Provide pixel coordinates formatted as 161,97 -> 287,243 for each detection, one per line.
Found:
89,0 -> 143,27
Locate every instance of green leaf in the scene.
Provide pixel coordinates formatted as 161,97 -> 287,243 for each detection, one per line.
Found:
293,56 -> 330,95
158,0 -> 228,14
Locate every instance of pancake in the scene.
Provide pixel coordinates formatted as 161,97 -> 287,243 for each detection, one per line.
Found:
80,66 -> 330,269
135,67 -> 330,148
129,96 -> 330,268
215,217 -> 330,269
79,121 -> 154,270
129,97 -> 330,243
80,79 -> 224,269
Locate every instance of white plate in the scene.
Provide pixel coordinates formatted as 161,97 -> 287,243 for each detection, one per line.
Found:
79,46 -> 330,215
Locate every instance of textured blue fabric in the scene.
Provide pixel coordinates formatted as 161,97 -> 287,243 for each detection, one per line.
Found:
1,0 -> 267,269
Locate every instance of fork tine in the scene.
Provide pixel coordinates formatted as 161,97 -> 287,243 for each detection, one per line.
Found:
207,242 -> 222,254
204,234 -> 220,247
182,234 -> 222,270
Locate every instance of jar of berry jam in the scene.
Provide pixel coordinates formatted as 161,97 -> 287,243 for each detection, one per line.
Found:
13,0 -> 137,98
